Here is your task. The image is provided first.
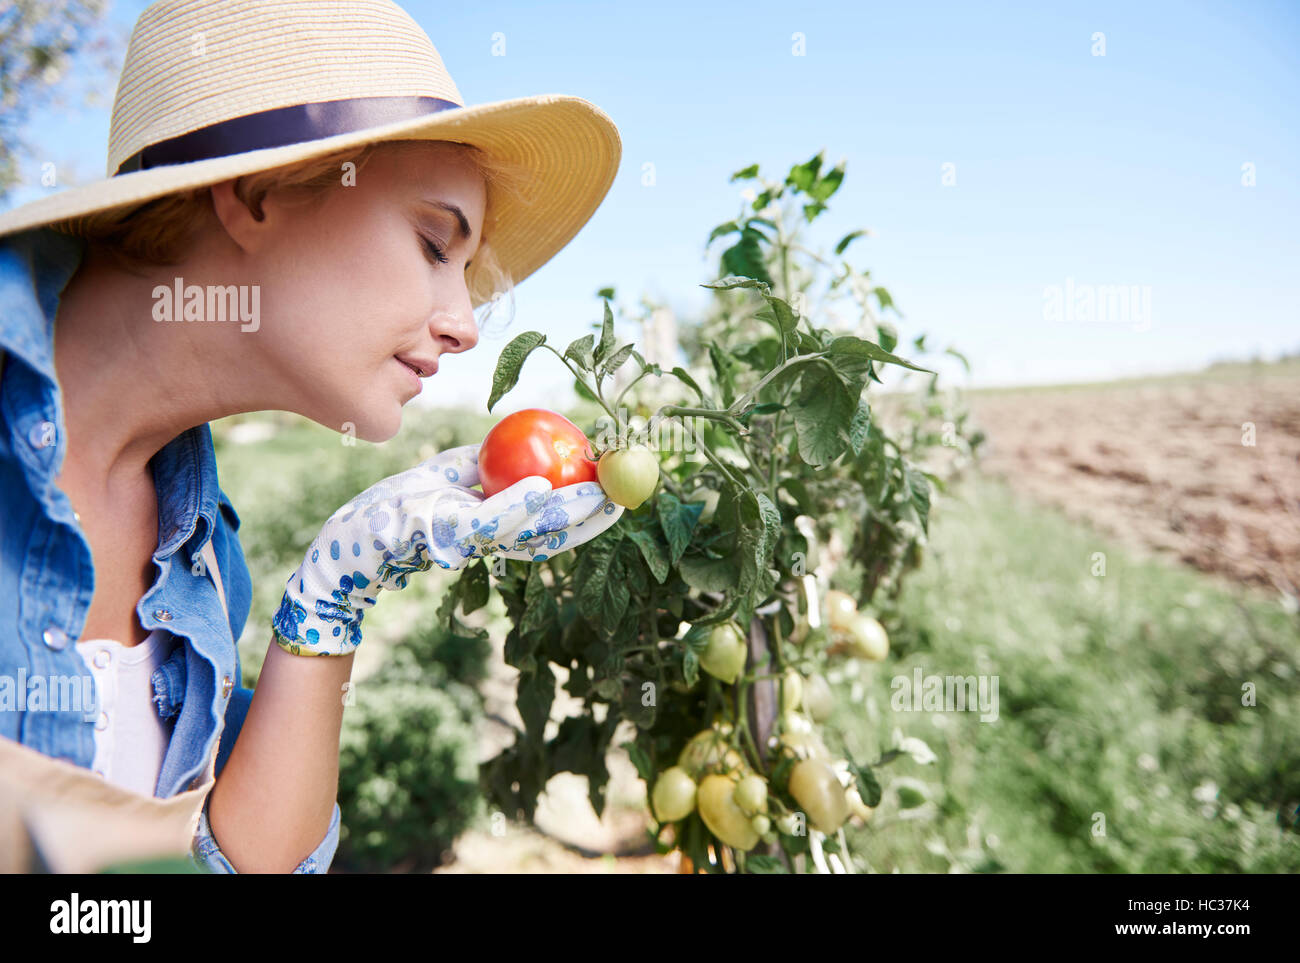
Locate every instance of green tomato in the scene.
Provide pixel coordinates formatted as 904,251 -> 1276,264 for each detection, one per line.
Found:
677,728 -> 743,779
733,773 -> 768,815
801,672 -> 834,722
750,814 -> 771,836
651,766 -> 697,822
596,444 -> 659,509
788,758 -> 851,835
842,615 -> 889,661
779,669 -> 804,714
699,623 -> 747,684
697,773 -> 760,851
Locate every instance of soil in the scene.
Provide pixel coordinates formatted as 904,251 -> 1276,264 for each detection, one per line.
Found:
966,364 -> 1300,598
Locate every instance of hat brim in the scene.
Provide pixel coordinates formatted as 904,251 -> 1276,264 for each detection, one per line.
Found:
0,94 -> 621,309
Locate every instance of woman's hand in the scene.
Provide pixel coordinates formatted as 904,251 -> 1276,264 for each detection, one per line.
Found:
271,443 -> 622,656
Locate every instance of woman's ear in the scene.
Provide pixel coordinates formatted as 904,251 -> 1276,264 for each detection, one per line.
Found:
208,178 -> 268,253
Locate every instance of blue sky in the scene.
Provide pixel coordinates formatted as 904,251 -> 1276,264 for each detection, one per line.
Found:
6,0 -> 1297,411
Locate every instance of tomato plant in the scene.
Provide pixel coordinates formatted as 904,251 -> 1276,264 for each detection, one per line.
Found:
436,150 -> 983,873
478,408 -> 598,497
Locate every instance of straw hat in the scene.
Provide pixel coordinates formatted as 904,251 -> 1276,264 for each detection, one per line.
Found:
0,0 -> 622,306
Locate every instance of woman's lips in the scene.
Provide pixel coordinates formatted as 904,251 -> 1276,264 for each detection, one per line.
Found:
395,356 -> 424,394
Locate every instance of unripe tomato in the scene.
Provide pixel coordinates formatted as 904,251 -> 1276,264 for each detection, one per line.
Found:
824,589 -> 858,631
733,773 -> 768,815
801,672 -> 834,722
697,774 -> 760,851
478,408 -> 599,497
651,766 -> 697,822
789,759 -> 851,835
775,726 -> 830,762
842,615 -> 889,661
750,814 -> 771,836
699,623 -> 747,684
596,444 -> 659,509
678,728 -> 743,779
779,669 -> 803,714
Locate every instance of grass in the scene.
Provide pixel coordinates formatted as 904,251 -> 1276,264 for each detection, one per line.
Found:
832,475 -> 1300,872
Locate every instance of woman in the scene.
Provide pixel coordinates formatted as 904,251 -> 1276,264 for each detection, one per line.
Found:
0,0 -> 622,873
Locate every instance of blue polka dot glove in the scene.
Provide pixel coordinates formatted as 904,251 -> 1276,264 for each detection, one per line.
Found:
271,443 -> 622,656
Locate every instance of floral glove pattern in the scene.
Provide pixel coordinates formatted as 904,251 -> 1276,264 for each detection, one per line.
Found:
272,444 -> 621,656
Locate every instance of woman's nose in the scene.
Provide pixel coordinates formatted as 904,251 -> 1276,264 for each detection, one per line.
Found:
432,283 -> 480,354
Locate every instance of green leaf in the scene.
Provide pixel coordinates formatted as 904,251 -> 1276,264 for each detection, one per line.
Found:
599,342 -> 636,380
678,554 -> 736,593
670,366 -> 706,403
707,220 -> 741,246
944,345 -> 971,373
855,765 -> 883,808
789,369 -> 855,466
595,300 -> 616,366
745,854 -> 789,874
719,226 -> 772,286
488,331 -> 545,412
656,492 -> 700,566
848,400 -> 871,456
826,335 -> 931,376
873,286 -> 896,314
707,342 -> 737,408
683,647 -> 700,687
905,463 -> 932,534
877,322 -> 898,353
786,152 -> 823,193
574,529 -> 629,636
596,286 -> 616,300
897,785 -> 926,809
755,492 -> 782,570
834,229 -> 867,256
734,489 -> 765,597
520,565 -> 558,636
626,528 -> 669,584
564,333 -> 595,371
623,740 -> 655,783
809,161 -> 845,203
517,662 -> 556,742
459,560 -> 489,614
729,163 -> 759,181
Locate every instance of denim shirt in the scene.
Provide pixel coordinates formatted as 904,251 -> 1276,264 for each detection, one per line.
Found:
0,226 -> 340,873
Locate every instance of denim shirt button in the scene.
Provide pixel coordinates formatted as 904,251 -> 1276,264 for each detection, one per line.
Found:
154,608 -> 173,622
221,675 -> 233,698
42,626 -> 70,650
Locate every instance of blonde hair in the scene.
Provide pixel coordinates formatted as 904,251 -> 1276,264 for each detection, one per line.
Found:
76,138 -> 530,329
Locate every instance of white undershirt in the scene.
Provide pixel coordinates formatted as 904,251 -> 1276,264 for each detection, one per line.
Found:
75,628 -> 181,797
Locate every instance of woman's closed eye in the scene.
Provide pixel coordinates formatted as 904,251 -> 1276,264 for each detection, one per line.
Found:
419,234 -> 449,265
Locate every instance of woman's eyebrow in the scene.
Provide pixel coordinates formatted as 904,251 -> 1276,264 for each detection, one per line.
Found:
417,198 -> 473,244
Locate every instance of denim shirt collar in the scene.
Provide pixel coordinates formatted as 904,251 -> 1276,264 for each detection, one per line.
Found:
0,226 -> 223,561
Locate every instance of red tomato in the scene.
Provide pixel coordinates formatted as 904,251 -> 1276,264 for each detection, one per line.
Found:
478,409 -> 599,497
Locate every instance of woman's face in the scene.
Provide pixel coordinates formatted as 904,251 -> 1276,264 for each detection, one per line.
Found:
232,141 -> 486,442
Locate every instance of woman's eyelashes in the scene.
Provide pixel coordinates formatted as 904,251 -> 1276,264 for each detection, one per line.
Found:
420,234 -> 449,265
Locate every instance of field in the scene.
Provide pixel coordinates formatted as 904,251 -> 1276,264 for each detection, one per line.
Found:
212,360 -> 1300,872
967,360 -> 1300,596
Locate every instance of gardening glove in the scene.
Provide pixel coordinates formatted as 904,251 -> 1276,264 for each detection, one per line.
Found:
271,443 -> 622,656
